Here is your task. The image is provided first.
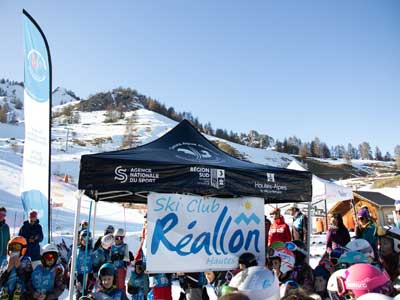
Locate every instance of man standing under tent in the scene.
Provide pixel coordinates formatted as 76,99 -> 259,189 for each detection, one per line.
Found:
288,204 -> 308,244
0,207 -> 10,265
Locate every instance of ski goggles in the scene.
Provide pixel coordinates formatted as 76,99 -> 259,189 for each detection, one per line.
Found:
377,226 -> 400,240
319,258 -> 335,273
0,212 -> 6,217
8,243 -> 24,252
115,236 -> 124,241
43,252 -> 57,261
285,241 -> 308,256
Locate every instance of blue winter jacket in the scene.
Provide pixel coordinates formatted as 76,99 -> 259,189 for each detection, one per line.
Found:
0,221 -> 10,259
0,255 -> 33,299
18,220 -> 44,261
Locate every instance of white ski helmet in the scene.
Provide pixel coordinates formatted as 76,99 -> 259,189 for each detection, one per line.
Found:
40,243 -> 59,256
377,225 -> 400,254
327,269 -> 346,300
114,228 -> 125,237
101,233 -> 115,249
346,239 -> 374,260
357,293 -> 393,300
229,266 -> 280,300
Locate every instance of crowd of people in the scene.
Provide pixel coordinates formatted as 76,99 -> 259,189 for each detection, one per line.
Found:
1,204 -> 400,300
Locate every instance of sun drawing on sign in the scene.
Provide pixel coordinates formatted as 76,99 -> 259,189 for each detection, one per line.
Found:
244,200 -> 252,210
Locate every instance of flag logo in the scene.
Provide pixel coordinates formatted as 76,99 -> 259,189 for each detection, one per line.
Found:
27,49 -> 47,82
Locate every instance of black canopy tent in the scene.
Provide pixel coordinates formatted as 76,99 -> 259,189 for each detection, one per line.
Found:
78,120 -> 312,203
69,120 -> 312,299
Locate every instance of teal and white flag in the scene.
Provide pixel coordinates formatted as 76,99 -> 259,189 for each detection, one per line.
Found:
21,10 -> 52,244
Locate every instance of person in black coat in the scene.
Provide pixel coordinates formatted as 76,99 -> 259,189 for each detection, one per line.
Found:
18,210 -> 43,264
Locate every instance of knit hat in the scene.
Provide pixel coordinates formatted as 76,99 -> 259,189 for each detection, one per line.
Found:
29,210 -> 38,219
357,208 -> 370,219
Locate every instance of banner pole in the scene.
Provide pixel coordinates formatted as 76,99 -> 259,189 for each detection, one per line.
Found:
82,201 -> 92,297
92,200 -> 97,248
68,190 -> 83,300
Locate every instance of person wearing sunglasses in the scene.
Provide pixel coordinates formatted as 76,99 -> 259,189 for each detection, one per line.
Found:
0,236 -> 33,300
288,204 -> 308,245
355,208 -> 378,259
31,243 -> 66,300
326,214 -> 350,255
111,228 -> 130,292
0,207 -> 10,266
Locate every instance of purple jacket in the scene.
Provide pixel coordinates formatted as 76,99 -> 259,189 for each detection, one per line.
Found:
326,226 -> 350,251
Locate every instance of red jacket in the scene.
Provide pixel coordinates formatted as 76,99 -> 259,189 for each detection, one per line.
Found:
268,215 -> 292,246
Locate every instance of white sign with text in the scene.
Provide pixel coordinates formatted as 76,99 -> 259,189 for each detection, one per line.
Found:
146,193 -> 265,273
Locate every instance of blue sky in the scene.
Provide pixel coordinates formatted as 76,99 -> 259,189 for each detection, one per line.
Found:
1,1 -> 399,154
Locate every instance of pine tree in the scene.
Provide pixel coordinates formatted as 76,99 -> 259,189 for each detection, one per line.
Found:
358,142 -> 372,160
374,146 -> 383,161
395,145 -> 400,170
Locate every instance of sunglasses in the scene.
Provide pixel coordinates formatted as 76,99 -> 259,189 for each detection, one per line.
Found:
0,212 -> 6,217
43,253 -> 56,261
115,236 -> 124,241
8,243 -> 23,252
285,242 -> 308,256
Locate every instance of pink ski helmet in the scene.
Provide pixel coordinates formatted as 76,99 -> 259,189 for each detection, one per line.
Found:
336,263 -> 392,299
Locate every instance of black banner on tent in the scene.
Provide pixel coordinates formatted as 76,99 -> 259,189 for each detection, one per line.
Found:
79,120 -> 312,204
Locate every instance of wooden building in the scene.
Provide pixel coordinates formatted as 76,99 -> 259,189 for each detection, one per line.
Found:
328,191 -> 396,230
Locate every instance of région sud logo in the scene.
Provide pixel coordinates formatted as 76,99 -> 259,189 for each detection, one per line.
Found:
27,49 -> 47,82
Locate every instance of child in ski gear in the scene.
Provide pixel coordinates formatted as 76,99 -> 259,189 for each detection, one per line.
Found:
94,225 -> 115,250
0,236 -> 33,300
127,260 -> 148,300
0,207 -> 10,265
111,228 -> 129,291
238,252 -> 258,270
204,271 -> 227,298
91,263 -> 128,300
18,210 -> 43,266
268,208 -> 291,246
313,265 -> 330,300
149,273 -> 172,300
93,233 -> 114,277
177,272 -> 207,300
288,240 -> 314,292
70,229 -> 94,300
31,243 -> 66,300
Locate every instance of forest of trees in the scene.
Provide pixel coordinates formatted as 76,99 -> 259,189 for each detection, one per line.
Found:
1,80 -> 398,165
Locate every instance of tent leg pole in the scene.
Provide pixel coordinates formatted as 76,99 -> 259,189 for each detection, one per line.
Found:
307,202 -> 312,264
325,199 -> 328,233
92,200 -> 98,248
68,190 -> 83,300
